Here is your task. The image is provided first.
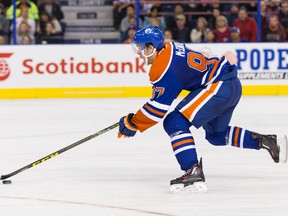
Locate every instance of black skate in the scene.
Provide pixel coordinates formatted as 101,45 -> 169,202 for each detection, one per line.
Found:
252,133 -> 279,163
170,158 -> 207,193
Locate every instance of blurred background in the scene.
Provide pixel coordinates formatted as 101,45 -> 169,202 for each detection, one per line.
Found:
0,0 -> 287,45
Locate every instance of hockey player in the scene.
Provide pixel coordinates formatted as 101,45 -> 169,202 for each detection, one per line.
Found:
117,25 -> 287,193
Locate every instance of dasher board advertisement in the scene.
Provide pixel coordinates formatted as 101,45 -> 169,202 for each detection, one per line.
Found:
0,43 -> 287,98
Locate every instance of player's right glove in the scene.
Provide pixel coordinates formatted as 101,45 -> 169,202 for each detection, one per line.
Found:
118,113 -> 138,138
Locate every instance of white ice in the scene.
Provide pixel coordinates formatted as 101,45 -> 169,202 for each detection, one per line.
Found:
0,96 -> 287,216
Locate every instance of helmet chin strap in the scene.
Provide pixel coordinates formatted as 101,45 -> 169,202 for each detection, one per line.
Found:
141,48 -> 156,65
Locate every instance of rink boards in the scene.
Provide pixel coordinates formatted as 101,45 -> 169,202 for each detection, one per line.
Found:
0,43 -> 287,98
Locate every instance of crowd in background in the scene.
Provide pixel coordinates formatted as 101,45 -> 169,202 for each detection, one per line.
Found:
0,0 -> 288,45
114,0 -> 288,44
0,0 -> 64,45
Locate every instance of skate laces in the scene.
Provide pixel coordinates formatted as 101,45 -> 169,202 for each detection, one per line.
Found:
179,166 -> 197,180
183,169 -> 192,177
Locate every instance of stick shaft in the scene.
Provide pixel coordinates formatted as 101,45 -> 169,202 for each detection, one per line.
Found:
0,123 -> 119,180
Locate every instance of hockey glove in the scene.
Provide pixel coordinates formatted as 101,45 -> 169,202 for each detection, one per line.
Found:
118,113 -> 137,138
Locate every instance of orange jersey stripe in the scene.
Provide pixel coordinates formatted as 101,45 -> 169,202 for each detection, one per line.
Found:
208,57 -> 222,81
143,104 -> 166,117
181,81 -> 221,121
131,109 -> 157,132
234,127 -> 240,147
149,42 -> 172,83
172,138 -> 194,149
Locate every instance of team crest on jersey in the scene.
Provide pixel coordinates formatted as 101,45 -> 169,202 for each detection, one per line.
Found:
152,86 -> 165,99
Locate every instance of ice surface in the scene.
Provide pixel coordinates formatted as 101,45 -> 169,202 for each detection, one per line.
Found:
0,97 -> 287,216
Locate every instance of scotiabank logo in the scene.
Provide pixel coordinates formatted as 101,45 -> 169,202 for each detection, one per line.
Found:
22,57 -> 146,74
0,53 -> 13,81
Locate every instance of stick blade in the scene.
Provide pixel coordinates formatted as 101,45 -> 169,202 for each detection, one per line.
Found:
0,174 -> 10,180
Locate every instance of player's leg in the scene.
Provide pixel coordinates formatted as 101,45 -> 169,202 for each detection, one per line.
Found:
203,114 -> 260,150
191,78 -> 284,163
205,117 -> 283,163
163,110 -> 197,171
166,80 -> 237,192
176,79 -> 242,130
163,110 -> 206,192
175,77 -> 257,150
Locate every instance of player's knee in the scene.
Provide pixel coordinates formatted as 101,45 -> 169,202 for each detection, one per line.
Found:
205,131 -> 227,146
163,110 -> 191,135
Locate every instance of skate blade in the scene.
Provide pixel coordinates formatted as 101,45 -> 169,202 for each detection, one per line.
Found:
279,135 -> 288,164
170,182 -> 208,194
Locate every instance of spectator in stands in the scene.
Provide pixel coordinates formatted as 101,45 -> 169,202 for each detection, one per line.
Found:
233,7 -> 258,42
143,6 -> 166,30
37,10 -> 62,36
120,4 -> 142,34
214,15 -> 231,42
190,16 -> 209,43
265,0 -> 281,20
21,34 -> 32,44
113,0 -> 134,30
185,1 -> 199,27
120,16 -> 136,41
38,21 -> 62,44
164,28 -> 175,42
278,1 -> 288,40
262,14 -> 286,42
279,1 -> 288,25
0,34 -> 6,44
6,0 -> 39,20
16,7 -> 36,38
195,0 -> 213,20
165,3 -> 186,30
141,0 -> 160,15
255,1 -> 268,29
38,0 -> 64,21
148,18 -> 163,30
0,3 -> 9,42
172,14 -> 191,43
207,7 -> 221,30
226,26 -> 248,42
203,29 -> 215,43
123,25 -> 136,44
226,3 -> 239,27
16,20 -> 34,44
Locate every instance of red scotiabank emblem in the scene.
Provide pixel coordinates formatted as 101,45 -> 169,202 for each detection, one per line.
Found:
0,53 -> 13,81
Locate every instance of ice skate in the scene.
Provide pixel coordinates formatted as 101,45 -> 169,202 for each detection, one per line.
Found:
170,158 -> 207,193
252,133 -> 287,163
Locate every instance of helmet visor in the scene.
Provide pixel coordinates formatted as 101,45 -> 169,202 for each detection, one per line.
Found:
131,43 -> 145,55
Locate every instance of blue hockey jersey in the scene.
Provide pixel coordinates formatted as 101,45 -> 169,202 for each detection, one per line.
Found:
131,42 -> 237,132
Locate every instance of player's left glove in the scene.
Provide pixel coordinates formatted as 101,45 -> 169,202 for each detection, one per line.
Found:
118,113 -> 138,138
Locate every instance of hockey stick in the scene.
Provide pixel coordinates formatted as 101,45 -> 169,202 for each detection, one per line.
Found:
0,123 -> 119,180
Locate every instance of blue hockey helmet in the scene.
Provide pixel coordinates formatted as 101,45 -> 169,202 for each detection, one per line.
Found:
133,26 -> 164,51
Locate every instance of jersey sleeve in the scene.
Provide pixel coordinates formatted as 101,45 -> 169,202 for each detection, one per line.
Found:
131,77 -> 183,132
131,99 -> 169,132
131,44 -> 183,132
